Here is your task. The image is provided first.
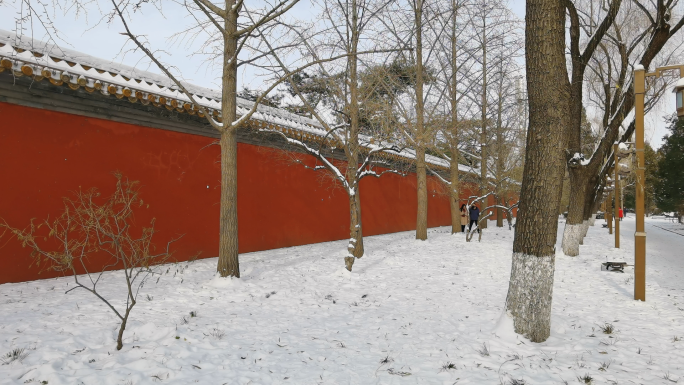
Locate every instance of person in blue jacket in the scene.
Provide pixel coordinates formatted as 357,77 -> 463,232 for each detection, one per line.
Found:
469,203 -> 480,233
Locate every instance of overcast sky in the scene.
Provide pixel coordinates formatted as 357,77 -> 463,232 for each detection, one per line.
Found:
0,0 -> 673,147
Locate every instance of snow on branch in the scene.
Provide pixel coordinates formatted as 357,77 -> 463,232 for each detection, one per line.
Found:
467,191 -> 495,208
426,165 -> 450,185
259,128 -> 350,192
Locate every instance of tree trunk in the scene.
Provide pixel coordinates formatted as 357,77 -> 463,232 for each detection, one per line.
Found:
116,306 -> 133,351
562,169 -> 588,256
495,80 -> 505,228
216,2 -> 240,278
416,147 -> 428,240
505,252 -> 555,342
345,0 -> 364,270
505,0 -> 568,343
480,21 -> 488,230
414,0 -> 428,241
449,164 -> 460,234
579,175 -> 598,243
448,0 -> 460,234
345,190 -> 364,271
217,130 -> 240,277
497,196 -> 504,227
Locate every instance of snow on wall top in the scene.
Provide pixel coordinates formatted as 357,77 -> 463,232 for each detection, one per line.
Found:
0,29 -> 468,173
0,29 -> 325,133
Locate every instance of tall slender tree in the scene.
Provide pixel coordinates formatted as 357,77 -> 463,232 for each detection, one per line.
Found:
107,0 -> 345,277
504,0 -> 569,343
257,0 -> 406,271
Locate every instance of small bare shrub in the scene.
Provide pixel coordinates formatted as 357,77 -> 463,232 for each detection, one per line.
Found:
600,323 -> 615,334
0,348 -> 30,365
379,355 -> 393,364
663,372 -> 678,383
209,328 -> 225,340
476,342 -> 490,357
1,174 -> 177,350
598,360 -> 612,371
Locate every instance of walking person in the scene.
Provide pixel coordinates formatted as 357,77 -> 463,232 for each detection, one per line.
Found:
469,203 -> 480,233
460,204 -> 468,232
619,207 -> 624,221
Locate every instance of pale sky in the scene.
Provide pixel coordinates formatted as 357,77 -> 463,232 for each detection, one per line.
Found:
0,0 -> 673,148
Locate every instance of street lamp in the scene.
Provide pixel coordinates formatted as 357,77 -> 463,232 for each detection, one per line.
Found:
633,64 -> 684,301
613,144 -> 623,249
606,175 -> 614,234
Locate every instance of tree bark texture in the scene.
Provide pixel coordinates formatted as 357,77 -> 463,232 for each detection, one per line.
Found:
495,77 -> 504,228
506,0 -> 568,343
345,190 -> 364,271
344,0 -> 365,272
480,22 -> 489,230
505,252 -> 555,342
416,147 -> 428,240
116,306 -> 133,351
450,158 -> 460,234
562,170 -> 588,256
217,130 -> 240,277
216,1 -> 241,278
448,0 -> 461,234
414,0 -> 428,241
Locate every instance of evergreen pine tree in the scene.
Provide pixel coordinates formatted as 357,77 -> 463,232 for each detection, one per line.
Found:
655,116 -> 684,221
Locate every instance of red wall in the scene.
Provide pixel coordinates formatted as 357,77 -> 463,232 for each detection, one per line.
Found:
0,102 -> 476,284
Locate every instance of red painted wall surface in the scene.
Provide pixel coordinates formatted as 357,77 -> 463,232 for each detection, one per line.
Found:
0,102 -> 481,284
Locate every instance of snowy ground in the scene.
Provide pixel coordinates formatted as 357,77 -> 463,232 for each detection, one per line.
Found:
631,215 -> 684,294
1,219 -> 683,384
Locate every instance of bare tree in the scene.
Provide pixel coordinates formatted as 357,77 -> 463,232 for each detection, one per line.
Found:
411,0 -> 430,240
487,17 -> 524,227
0,174 -> 175,350
254,0 -> 408,271
430,0 -> 474,234
466,0 -> 520,228
378,0 -> 451,241
562,0 -> 684,256
504,0 -> 570,343
105,0 -> 354,278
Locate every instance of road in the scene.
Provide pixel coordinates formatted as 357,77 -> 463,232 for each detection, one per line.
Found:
620,215 -> 684,293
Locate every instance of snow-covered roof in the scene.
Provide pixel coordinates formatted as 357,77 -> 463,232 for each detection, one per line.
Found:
0,29 -> 466,173
0,29 -> 324,134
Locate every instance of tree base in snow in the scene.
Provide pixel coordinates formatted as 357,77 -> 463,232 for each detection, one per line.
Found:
344,256 -> 354,271
505,253 -> 555,342
579,220 -> 589,245
562,223 -> 583,256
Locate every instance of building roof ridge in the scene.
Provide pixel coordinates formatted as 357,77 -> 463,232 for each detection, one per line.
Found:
1,29 -> 477,173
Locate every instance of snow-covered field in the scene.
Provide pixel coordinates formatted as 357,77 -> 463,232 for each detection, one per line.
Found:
1,219 -> 683,384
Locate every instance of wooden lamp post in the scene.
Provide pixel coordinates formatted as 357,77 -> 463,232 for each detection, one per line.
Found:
632,64 -> 684,301
605,176 -> 614,235
613,145 -> 623,249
